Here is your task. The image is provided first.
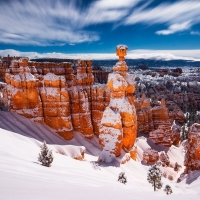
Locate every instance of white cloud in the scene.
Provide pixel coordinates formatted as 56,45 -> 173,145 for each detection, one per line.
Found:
0,0 -> 138,46
1,49 -> 200,61
1,0 -> 200,46
191,31 -> 200,36
156,21 -> 191,35
125,1 -> 200,35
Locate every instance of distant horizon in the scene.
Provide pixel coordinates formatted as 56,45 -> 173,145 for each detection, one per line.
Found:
1,49 -> 200,62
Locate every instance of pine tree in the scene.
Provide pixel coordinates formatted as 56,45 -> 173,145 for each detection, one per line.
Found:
174,162 -> 180,172
118,172 -> 127,184
38,141 -> 53,167
147,164 -> 162,191
164,185 -> 173,195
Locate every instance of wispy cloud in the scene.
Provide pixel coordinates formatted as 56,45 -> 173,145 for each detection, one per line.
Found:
156,21 -> 191,35
0,0 -> 138,46
1,49 -> 200,61
191,31 -> 200,36
125,1 -> 200,35
1,0 -> 200,46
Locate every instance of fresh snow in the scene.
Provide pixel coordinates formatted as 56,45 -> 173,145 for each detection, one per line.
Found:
0,111 -> 200,199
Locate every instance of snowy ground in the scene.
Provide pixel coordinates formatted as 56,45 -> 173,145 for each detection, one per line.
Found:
0,111 -> 200,200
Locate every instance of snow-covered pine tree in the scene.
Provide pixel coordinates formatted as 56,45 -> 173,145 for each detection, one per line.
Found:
147,164 -> 162,191
38,140 -> 53,167
164,185 -> 173,195
118,172 -> 127,184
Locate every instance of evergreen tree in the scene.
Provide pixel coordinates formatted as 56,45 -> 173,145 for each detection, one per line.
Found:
38,141 -> 53,167
174,162 -> 179,172
147,164 -> 162,191
118,172 -> 127,184
164,185 -> 173,195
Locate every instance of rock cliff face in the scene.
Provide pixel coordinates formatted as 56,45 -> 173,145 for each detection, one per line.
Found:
4,60 -> 44,124
99,45 -> 137,162
134,94 -> 154,134
40,72 -> 73,140
185,123 -> 200,172
2,57 -> 97,140
135,95 -> 181,147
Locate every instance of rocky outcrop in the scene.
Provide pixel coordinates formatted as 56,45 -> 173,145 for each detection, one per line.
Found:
40,72 -> 73,140
159,152 -> 170,167
4,60 -> 44,124
143,148 -> 159,164
185,123 -> 200,172
135,96 -> 181,147
99,45 -> 137,162
91,85 -> 110,137
2,57 -> 97,140
134,94 -> 154,134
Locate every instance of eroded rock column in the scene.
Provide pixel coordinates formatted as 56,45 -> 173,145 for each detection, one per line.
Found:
99,45 -> 137,162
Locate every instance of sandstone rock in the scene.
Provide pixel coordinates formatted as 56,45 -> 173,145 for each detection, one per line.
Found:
99,45 -> 137,161
91,85 -> 110,136
130,145 -> 137,161
4,65 -> 44,124
134,95 -> 154,134
185,123 -> 200,172
149,125 -> 173,147
40,72 -> 73,140
121,153 -> 131,164
143,148 -> 159,164
159,152 -> 170,167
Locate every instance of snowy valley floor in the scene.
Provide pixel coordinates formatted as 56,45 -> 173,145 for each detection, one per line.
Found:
0,111 -> 200,200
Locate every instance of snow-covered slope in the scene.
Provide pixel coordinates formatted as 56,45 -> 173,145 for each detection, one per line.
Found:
0,111 -> 200,200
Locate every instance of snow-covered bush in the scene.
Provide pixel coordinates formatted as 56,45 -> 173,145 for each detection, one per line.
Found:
147,164 -> 162,191
38,141 -> 53,167
118,172 -> 127,184
164,185 -> 173,195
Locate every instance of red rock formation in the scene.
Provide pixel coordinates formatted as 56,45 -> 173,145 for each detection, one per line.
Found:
149,125 -> 173,147
40,72 -> 73,140
99,45 -> 137,162
149,99 -> 181,147
185,123 -> 200,172
143,148 -> 159,164
91,85 -> 110,136
159,152 -> 170,167
2,58 -> 98,140
4,59 -> 44,124
134,94 -> 154,134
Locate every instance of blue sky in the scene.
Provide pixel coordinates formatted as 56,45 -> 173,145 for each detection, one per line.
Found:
0,0 -> 200,60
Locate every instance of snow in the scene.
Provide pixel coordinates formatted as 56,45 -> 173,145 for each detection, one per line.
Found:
44,72 -> 59,81
101,107 -> 121,126
116,44 -> 128,50
0,111 -> 200,199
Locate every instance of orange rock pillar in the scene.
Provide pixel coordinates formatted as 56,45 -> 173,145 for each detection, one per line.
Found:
40,72 -> 73,140
99,45 -> 137,162
185,123 -> 200,172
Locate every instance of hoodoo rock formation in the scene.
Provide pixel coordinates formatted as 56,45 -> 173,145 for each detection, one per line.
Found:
99,45 -> 137,162
134,93 -> 182,147
2,51 -> 200,173
185,123 -> 200,172
1,57 -> 99,140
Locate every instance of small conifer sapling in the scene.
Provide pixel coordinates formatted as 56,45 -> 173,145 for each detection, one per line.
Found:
147,164 -> 162,191
164,185 -> 173,195
174,162 -> 180,172
38,140 -> 53,167
118,172 -> 127,184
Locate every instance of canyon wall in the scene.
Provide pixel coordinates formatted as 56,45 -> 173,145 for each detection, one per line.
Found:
2,57 -> 111,140
185,123 -> 200,172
